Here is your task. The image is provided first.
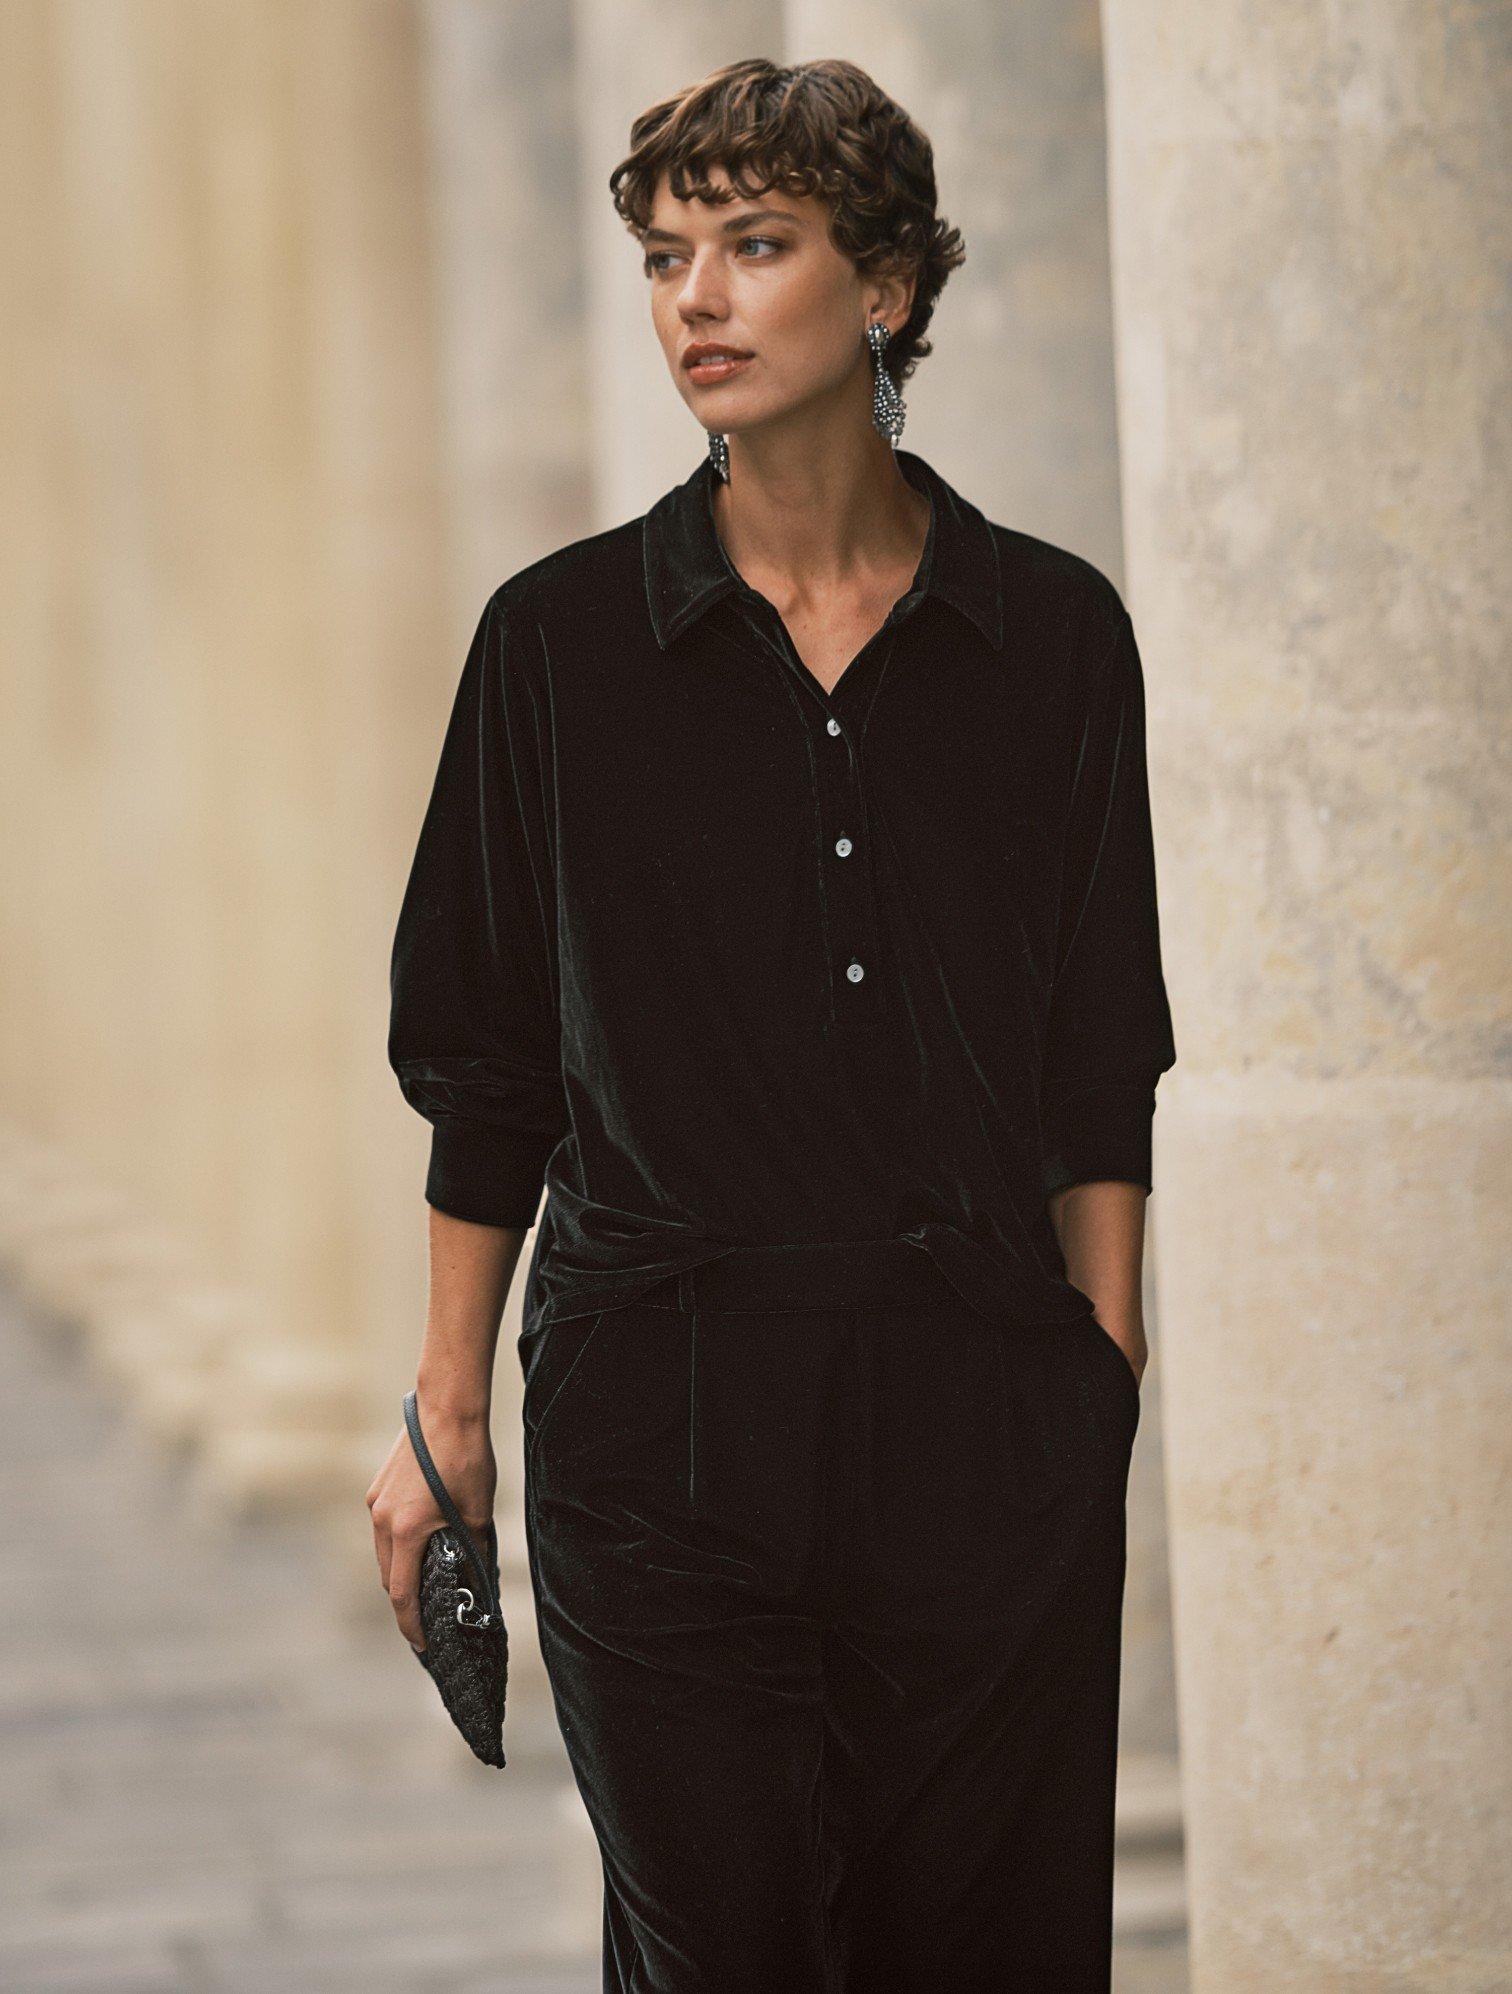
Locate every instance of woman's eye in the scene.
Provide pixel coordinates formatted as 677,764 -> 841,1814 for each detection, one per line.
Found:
642,236 -> 784,278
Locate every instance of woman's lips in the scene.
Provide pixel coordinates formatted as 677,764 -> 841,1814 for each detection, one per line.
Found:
685,353 -> 754,385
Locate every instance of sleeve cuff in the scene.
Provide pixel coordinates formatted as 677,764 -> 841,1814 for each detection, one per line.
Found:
1041,1080 -> 1158,1197
423,1120 -> 555,1229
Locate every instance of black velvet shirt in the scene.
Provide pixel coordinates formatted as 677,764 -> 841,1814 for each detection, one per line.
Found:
388,447 -> 1177,1331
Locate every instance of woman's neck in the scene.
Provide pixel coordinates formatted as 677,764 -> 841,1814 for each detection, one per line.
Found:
712,429 -> 929,602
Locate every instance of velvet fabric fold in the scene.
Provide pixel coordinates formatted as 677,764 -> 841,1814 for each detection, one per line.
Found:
520,1290 -> 1141,1986
524,1169 -> 1098,1333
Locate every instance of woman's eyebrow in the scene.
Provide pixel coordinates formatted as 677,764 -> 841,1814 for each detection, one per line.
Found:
641,208 -> 803,247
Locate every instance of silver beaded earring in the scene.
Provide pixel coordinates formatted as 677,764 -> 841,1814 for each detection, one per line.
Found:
707,320 -> 904,479
867,319 -> 906,446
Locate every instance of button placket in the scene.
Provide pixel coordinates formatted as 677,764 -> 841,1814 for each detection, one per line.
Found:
734,597 -> 891,1021
818,710 -> 882,1018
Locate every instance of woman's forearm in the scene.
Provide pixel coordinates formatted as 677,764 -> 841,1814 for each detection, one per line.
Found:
415,1207 -> 529,1423
1047,1180 -> 1150,1378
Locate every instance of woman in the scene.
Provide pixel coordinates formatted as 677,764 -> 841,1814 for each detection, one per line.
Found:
369,55 -> 1176,1992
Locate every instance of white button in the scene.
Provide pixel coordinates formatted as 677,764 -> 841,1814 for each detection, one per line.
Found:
847,960 -> 865,982
834,837 -> 852,857
826,717 -> 841,736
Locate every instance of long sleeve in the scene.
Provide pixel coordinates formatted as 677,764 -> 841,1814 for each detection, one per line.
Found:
1040,603 -> 1177,1198
388,588 -> 567,1228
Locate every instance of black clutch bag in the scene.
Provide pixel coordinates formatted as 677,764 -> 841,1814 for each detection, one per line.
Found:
401,1389 -> 508,1768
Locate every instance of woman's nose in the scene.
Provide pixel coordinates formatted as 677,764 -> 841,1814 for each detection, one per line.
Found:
678,251 -> 728,319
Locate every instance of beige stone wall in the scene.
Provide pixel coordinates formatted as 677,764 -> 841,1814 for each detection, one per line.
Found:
1103,0 -> 1512,1981
0,0 -> 457,1511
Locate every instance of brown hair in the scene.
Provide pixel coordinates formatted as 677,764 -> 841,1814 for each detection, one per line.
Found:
608,57 -> 965,387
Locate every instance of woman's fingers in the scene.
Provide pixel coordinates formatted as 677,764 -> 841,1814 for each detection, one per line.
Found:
386,1529 -> 426,1650
367,1416 -> 498,1653
367,1430 -> 425,1640
366,1437 -> 401,1594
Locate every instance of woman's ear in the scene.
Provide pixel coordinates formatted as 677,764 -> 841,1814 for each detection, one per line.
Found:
868,259 -> 918,336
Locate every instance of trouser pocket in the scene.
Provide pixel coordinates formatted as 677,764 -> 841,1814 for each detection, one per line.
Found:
1074,1313 -> 1142,1465
1085,1316 -> 1141,1415
998,1321 -> 1105,1511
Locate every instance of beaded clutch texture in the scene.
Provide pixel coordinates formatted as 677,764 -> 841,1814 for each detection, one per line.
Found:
401,1389 -> 508,1768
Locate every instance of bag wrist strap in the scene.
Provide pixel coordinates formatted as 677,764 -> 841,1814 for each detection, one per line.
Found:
402,1389 -> 499,1620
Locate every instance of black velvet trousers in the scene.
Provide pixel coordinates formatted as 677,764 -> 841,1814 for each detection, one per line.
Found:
519,1240 -> 1142,1993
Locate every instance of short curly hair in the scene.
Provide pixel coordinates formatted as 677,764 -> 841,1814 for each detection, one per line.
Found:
608,57 -> 966,388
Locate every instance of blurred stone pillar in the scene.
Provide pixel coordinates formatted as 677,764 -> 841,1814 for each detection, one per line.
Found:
420,1 -> 592,617
786,0 -> 1126,576
0,0 -> 78,1136
0,2 -> 459,1515
0,1 -> 361,1490
0,0 -> 219,1227
181,0 -> 382,1501
572,0 -> 784,526
1103,1 -> 1512,1981
410,0 -> 594,1683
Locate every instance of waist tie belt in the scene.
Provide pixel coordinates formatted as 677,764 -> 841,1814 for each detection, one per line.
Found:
528,1148 -> 1098,1331
660,1236 -> 960,1315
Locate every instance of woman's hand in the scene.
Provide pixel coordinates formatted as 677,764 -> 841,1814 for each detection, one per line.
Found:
365,1392 -> 498,1652
1117,1326 -> 1149,1391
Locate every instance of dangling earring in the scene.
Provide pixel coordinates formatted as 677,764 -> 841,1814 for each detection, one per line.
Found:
866,319 -> 906,446
709,324 -> 903,475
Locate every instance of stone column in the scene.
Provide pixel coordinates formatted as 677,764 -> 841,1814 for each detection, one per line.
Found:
0,2 -> 458,1516
407,0 -> 595,1683
786,1 -> 1127,575
419,0 -> 593,616
1103,2 -> 1512,1981
572,0 -> 785,527
0,0 -> 75,1138
0,1 -> 339,1480
0,0 -> 218,1219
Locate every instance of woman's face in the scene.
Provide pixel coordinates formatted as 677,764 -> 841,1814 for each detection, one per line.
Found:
641,166 -> 909,442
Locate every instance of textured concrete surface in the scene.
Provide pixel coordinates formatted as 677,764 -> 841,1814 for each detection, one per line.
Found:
0,1271 -> 600,1992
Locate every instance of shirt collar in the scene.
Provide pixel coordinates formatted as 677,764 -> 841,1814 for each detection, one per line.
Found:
642,446 -> 1005,653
